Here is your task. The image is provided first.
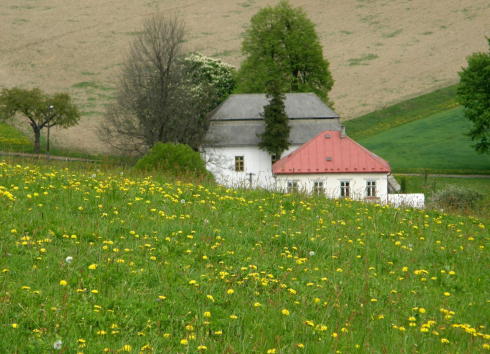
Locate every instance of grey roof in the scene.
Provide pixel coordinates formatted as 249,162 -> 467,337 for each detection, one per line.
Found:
204,119 -> 341,147
208,93 -> 339,121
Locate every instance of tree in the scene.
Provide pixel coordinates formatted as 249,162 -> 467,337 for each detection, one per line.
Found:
457,38 -> 490,155
235,0 -> 334,105
0,87 -> 80,154
184,52 -> 236,107
99,15 -> 235,155
257,80 -> 291,159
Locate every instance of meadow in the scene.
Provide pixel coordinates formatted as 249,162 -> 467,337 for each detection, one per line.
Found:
1,159 -> 489,353
357,107 -> 490,175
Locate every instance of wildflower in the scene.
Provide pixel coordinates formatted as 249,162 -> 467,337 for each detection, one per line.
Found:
53,340 -> 63,350
332,332 -> 338,338
181,199 -> 185,204
203,311 -> 211,318
197,345 -> 207,351
91,290 -> 98,294
12,323 -> 18,329
163,333 -> 170,338
214,330 -> 223,335
230,315 -> 238,319
59,280 -> 67,286
180,339 -> 188,345
441,338 -> 450,344
186,325 -> 194,331
254,302 -> 261,307
419,308 -> 426,314
121,344 -> 132,351
65,256 -> 73,264
281,309 -> 290,316
297,343 -> 304,348
227,289 -> 234,295
309,251 -> 315,256
267,349 -> 276,354
158,295 -> 166,300
97,330 -> 107,335
88,264 -> 98,270
444,292 -> 451,297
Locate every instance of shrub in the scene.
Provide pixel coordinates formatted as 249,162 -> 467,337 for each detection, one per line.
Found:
430,184 -> 484,210
134,142 -> 211,179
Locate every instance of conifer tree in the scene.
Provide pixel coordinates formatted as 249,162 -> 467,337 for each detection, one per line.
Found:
257,80 -> 291,159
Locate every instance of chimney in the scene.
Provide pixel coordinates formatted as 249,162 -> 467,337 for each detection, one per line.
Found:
340,125 -> 346,139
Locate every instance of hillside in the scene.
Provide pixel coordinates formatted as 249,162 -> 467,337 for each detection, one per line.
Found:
1,0 -> 489,153
357,106 -> 490,174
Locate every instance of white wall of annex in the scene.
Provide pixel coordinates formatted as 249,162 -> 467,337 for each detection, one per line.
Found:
275,173 -> 389,203
202,145 -> 301,188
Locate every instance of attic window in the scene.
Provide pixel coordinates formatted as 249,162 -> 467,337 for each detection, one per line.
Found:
326,157 -> 332,161
271,155 -> 278,165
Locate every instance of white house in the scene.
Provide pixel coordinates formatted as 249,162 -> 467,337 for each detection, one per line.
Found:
201,93 -> 340,188
272,130 -> 393,203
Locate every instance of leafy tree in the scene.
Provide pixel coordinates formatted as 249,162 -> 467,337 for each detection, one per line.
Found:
100,15 -> 235,155
457,37 -> 490,155
0,87 -> 80,154
257,80 -> 291,159
184,52 -> 236,106
235,0 -> 334,105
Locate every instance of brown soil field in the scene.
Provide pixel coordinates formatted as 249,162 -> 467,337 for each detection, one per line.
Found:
1,0 -> 489,154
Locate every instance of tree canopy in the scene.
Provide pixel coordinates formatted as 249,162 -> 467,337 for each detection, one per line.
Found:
99,15 -> 236,155
235,0 -> 334,106
0,87 -> 80,154
257,80 -> 291,159
457,37 -> 490,155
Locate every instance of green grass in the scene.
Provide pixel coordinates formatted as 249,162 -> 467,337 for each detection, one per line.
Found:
348,54 -> 378,66
0,159 -> 489,353
358,106 -> 490,174
0,122 -> 33,151
343,84 -> 459,140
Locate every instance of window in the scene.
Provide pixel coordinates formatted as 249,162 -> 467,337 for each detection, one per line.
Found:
340,181 -> 350,197
287,181 -> 299,193
271,155 -> 278,165
366,181 -> 376,197
235,156 -> 244,172
313,181 -> 324,195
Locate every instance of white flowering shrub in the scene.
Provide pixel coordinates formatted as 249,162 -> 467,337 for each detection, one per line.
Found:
184,53 -> 236,104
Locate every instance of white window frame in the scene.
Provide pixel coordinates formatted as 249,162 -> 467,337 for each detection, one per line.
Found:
366,180 -> 377,197
287,180 -> 299,194
312,181 -> 325,196
340,181 -> 350,198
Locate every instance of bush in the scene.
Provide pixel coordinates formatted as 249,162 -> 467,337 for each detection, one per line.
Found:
134,142 -> 211,179
430,185 -> 484,210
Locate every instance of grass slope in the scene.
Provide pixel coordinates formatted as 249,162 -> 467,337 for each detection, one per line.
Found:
0,122 -> 32,151
343,85 -> 459,141
0,159 -> 489,353
357,107 -> 490,174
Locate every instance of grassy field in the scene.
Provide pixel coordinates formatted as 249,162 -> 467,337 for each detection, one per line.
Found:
0,121 -> 32,151
343,85 -> 459,141
1,159 -> 489,353
356,106 -> 490,175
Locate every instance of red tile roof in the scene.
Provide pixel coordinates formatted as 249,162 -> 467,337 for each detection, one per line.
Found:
272,130 -> 391,174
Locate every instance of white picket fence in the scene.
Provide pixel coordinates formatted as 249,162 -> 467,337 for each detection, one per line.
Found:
388,194 -> 425,209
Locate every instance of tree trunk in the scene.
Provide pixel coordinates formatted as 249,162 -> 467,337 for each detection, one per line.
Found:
33,128 -> 41,154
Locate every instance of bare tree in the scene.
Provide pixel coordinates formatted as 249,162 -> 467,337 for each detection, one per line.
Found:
99,14 -> 215,155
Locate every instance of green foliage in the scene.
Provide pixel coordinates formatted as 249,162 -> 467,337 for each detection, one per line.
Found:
257,81 -> 291,158
343,85 -> 459,140
134,142 -> 209,178
0,87 -> 80,153
457,37 -> 490,154
358,107 -> 490,174
235,0 -> 334,105
430,184 -> 485,210
184,52 -> 236,106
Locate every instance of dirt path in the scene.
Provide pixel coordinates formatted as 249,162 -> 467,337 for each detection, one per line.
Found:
0,151 -> 98,163
395,173 -> 490,179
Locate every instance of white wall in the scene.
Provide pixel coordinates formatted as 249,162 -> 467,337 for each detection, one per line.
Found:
275,173 -> 389,203
388,194 -> 425,209
202,145 -> 300,188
